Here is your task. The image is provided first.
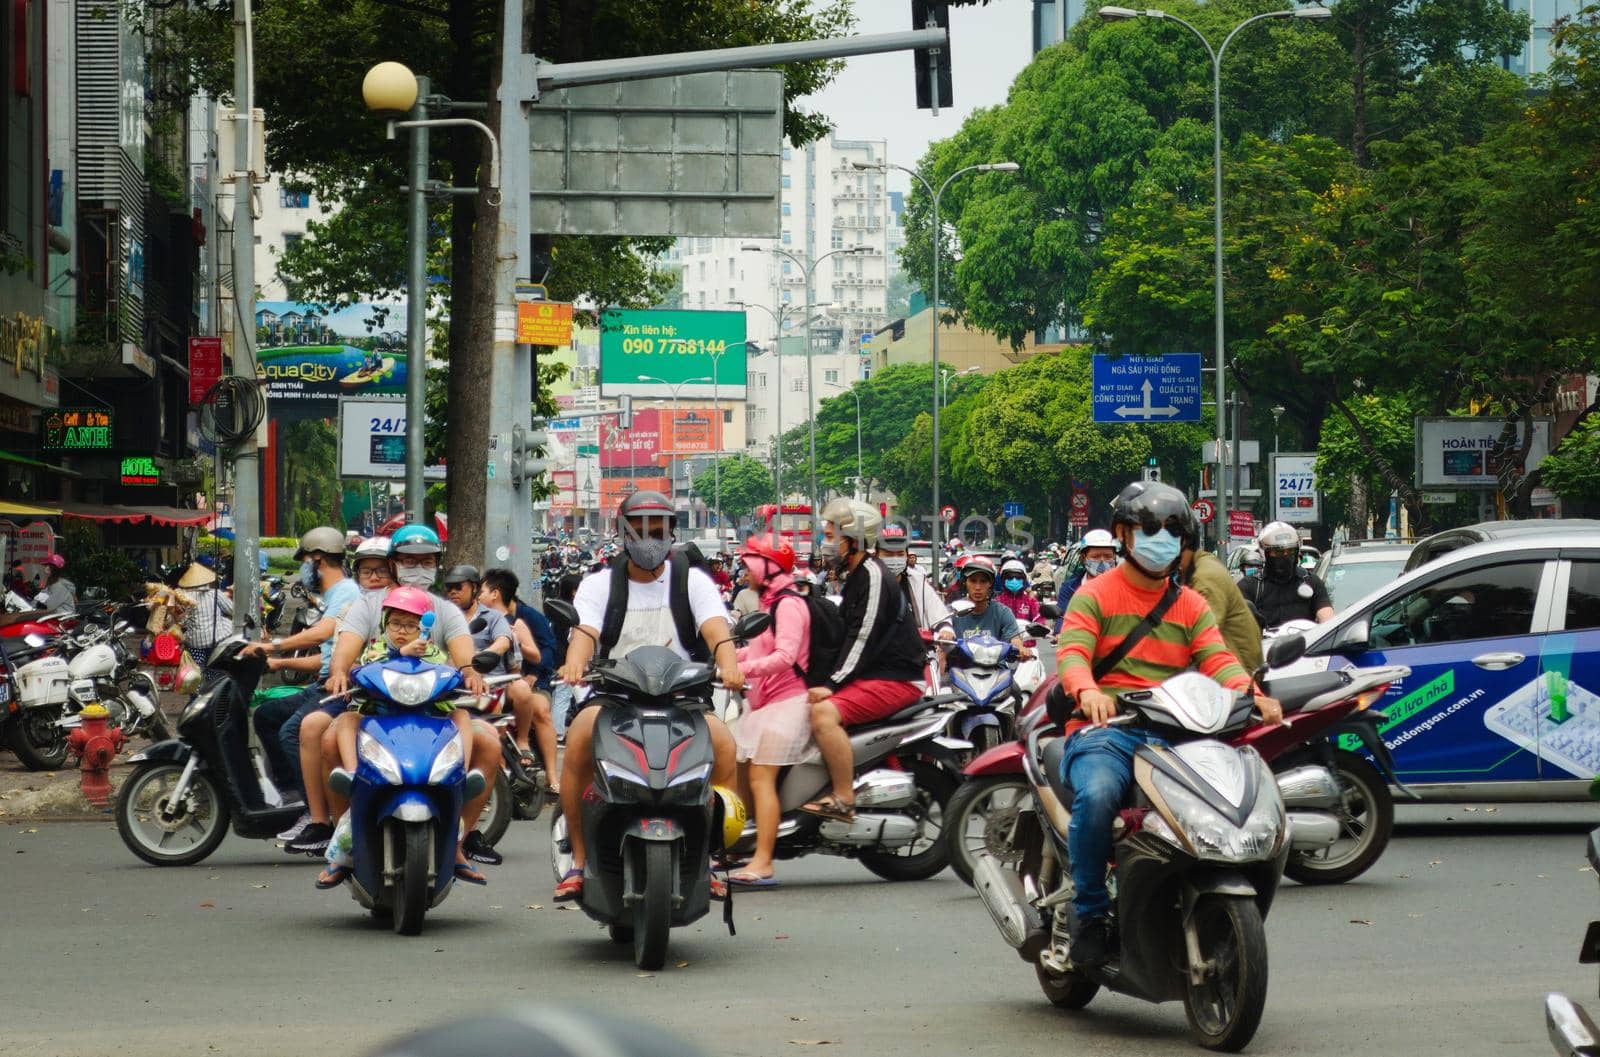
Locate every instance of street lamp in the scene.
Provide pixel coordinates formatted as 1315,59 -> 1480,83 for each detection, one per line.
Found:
741,244 -> 871,515
1097,5 -> 1330,532
1271,404 -> 1286,456
638,374 -> 712,528
826,382 -> 864,499
362,61 -> 502,526
732,301 -> 832,509
852,159 -> 1019,554
940,364 -> 980,407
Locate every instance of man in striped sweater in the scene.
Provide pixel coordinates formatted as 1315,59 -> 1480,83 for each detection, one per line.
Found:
1055,482 -> 1283,967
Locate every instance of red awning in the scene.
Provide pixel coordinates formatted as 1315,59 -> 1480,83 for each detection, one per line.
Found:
126,506 -> 214,527
57,502 -> 149,524
58,503 -> 212,527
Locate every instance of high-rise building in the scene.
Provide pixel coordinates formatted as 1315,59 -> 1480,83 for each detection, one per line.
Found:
1497,0 -> 1589,76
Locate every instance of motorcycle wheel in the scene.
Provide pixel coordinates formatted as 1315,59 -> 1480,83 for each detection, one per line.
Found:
1036,962 -> 1099,1010
512,777 -> 547,822
859,762 -> 956,882
1181,895 -> 1269,1052
392,821 -> 432,936
969,725 -> 1001,756
608,923 -> 634,945
9,709 -> 69,770
115,762 -> 232,866
478,769 -> 514,848
1281,750 -> 1393,886
633,841 -> 674,970
943,775 -> 1031,888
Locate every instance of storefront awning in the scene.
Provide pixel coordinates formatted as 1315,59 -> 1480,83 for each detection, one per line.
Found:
123,506 -> 214,527
0,449 -> 80,476
56,503 -> 211,527
0,500 -> 62,517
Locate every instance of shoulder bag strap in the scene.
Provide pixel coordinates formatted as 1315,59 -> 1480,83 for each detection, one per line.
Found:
1091,581 -> 1181,682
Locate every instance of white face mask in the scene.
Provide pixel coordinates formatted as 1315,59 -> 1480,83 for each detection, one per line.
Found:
881,555 -> 907,575
396,565 -> 436,589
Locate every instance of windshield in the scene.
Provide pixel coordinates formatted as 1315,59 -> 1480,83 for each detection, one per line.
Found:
1324,557 -> 1410,611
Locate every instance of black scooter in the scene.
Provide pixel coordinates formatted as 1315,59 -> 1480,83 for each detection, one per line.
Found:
546,601 -> 769,970
115,634 -> 305,866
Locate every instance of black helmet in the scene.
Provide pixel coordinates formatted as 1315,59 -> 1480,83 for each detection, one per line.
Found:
1110,481 -> 1199,549
443,564 -> 481,586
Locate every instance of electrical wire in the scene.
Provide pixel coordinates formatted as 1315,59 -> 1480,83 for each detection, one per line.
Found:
198,375 -> 265,451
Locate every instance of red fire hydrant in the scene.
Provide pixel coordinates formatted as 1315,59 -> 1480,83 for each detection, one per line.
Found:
67,704 -> 125,808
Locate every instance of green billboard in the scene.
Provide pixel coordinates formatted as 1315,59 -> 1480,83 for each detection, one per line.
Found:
598,309 -> 747,400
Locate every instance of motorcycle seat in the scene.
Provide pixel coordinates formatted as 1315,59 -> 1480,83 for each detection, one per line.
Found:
1040,736 -> 1073,803
848,700 -> 939,733
1259,671 -> 1350,714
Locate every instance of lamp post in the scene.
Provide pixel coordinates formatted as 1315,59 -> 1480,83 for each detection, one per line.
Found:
639,374 -> 712,527
940,364 -> 979,407
852,159 -> 1018,555
743,244 -> 870,515
709,346 -> 724,540
732,300 -> 828,508
1271,404 -> 1286,457
362,61 -> 502,527
826,382 -> 863,499
1097,5 -> 1330,532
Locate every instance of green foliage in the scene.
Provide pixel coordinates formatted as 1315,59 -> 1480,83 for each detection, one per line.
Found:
689,455 -> 774,524
1540,416 -> 1600,505
61,520 -> 143,602
281,419 -> 342,531
1313,393 -> 1420,524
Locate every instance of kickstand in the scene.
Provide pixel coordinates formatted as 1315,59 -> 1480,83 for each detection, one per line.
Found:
723,880 -> 736,936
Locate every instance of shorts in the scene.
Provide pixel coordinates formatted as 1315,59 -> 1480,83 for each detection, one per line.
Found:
734,693 -> 814,766
831,679 -> 924,727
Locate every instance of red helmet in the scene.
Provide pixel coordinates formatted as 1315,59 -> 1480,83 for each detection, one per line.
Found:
960,555 -> 997,580
381,585 -> 435,619
739,533 -> 795,575
47,554 -> 65,569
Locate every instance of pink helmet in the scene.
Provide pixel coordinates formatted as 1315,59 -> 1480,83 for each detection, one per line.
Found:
47,554 -> 65,569
381,585 -> 435,619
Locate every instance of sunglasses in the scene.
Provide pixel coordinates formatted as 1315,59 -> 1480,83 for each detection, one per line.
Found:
1131,514 -> 1188,537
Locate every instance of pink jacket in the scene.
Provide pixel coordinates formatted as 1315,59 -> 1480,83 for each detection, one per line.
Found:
734,572 -> 810,710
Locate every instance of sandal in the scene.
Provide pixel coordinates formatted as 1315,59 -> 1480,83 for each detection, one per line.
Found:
315,864 -> 350,890
516,748 -> 538,772
709,870 -> 728,900
553,867 -> 584,901
799,793 -> 856,821
729,871 -> 779,889
453,862 -> 488,886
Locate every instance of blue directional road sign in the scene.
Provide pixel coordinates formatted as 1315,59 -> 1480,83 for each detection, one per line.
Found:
1002,501 -> 1024,518
1091,354 -> 1202,424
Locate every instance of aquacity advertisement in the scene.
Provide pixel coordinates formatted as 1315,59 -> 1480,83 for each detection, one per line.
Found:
256,344 -> 409,404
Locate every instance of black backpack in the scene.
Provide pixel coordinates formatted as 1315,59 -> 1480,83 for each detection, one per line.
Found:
772,588 -> 847,688
597,545 -> 710,663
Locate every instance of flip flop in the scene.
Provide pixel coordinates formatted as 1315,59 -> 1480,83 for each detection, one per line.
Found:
315,864 -> 350,890
729,872 -> 779,889
799,794 -> 856,822
453,862 -> 488,886
553,867 -> 584,901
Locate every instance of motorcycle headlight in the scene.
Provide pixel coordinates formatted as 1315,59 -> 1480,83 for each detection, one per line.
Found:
381,668 -> 438,707
428,731 -> 465,784
359,729 -> 404,784
598,758 -> 647,789
968,642 -> 1006,667
1149,760 -> 1283,863
666,762 -> 710,788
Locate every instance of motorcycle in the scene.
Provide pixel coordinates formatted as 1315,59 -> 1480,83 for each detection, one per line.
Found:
53,611 -> 171,743
272,584 -> 324,687
114,635 -> 305,866
972,643 -> 1304,1052
939,632 -> 1021,755
1545,827 -> 1600,1057
545,602 -> 769,970
0,627 -> 72,769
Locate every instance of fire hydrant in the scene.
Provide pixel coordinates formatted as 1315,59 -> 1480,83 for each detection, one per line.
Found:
67,704 -> 125,808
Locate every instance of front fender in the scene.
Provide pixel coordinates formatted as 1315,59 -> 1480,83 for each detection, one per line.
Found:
958,711 -> 1002,740
622,817 -> 685,843
963,740 -> 1025,777
126,739 -> 192,767
376,789 -> 437,824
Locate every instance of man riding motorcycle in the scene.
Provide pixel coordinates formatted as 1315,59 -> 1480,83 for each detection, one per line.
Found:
951,557 -> 1035,658
1237,520 -> 1335,628
1054,528 -> 1119,633
875,523 -> 952,639
1054,481 -> 1283,968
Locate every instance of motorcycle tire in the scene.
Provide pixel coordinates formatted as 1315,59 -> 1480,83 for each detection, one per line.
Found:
1281,750 -> 1393,886
859,761 -> 957,882
478,769 -> 514,848
969,725 -> 1001,756
608,923 -> 634,945
943,775 -> 1031,888
392,821 -> 432,936
633,840 -> 674,970
9,709 -> 69,771
1036,962 -> 1099,1010
115,762 -> 232,866
1181,894 -> 1269,1052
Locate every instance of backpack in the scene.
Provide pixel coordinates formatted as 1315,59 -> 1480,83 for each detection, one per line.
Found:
772,588 -> 847,688
597,545 -> 710,664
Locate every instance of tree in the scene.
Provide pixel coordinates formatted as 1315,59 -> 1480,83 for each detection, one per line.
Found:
1540,418 -> 1600,507
689,455 -> 774,525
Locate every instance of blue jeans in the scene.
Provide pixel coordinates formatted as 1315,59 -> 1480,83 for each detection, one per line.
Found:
252,686 -> 323,798
1061,726 -> 1166,922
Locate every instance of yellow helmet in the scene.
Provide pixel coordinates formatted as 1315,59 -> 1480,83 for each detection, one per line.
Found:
712,785 -> 747,849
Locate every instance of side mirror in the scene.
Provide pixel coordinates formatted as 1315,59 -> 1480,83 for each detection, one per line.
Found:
1265,633 -> 1307,670
302,607 -> 323,625
949,599 -> 976,616
1329,616 -> 1371,654
469,615 -> 488,635
1025,622 -> 1053,639
471,650 -> 501,673
544,598 -> 581,627
732,610 -> 772,642
1038,601 -> 1061,621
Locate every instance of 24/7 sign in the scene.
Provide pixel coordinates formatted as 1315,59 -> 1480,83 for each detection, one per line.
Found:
1272,453 -> 1321,525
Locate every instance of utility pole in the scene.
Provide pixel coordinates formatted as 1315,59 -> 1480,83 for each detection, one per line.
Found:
229,0 -> 260,631
404,80 -> 429,525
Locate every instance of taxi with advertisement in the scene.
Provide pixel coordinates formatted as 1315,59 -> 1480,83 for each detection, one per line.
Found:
1295,528 -> 1600,800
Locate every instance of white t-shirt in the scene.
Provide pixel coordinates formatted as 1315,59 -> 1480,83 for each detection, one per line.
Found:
573,564 -> 726,661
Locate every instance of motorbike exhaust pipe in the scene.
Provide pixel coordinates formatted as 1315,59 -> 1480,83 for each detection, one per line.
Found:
1288,811 -> 1341,850
972,853 -> 1047,961
1277,765 -> 1341,810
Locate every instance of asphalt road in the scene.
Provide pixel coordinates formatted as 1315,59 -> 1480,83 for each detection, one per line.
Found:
3,803 -> 1597,1057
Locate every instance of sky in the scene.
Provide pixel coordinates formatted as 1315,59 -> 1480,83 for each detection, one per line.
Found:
798,1 -> 1037,193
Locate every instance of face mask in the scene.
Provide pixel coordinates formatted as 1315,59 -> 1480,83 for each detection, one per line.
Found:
1084,558 -> 1117,579
818,539 -> 839,559
625,536 -> 671,572
396,565 -> 436,589
1264,554 -> 1299,583
299,560 -> 318,591
881,555 -> 907,575
1130,528 -> 1183,576
1003,577 -> 1025,593
362,586 -> 388,599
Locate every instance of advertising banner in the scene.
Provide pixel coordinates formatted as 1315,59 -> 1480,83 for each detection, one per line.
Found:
259,344 -> 409,406
516,301 -> 575,347
599,407 -> 663,468
1271,453 -> 1321,525
598,309 -> 747,399
188,336 -> 223,405
600,475 -> 671,507
1228,510 -> 1257,542
1414,417 -> 1553,488
664,408 -> 720,457
337,398 -> 445,480
41,408 -> 113,450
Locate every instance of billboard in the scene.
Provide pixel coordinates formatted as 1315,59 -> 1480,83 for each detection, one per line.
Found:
600,475 -> 672,507
599,407 -> 664,468
1271,453 -> 1322,525
259,344 -> 410,406
338,397 -> 445,480
1415,417 -> 1554,488
598,309 -> 746,399
664,408 -> 721,457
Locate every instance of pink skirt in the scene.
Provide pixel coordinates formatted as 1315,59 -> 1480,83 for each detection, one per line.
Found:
734,692 -> 815,766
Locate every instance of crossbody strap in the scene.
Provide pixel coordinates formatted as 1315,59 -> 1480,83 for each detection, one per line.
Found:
1091,581 -> 1181,682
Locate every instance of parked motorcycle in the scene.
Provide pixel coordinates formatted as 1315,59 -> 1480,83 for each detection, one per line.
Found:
0,627 -> 72,769
1545,827 -> 1600,1057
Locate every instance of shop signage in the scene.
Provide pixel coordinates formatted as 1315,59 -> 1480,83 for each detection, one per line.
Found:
42,408 -> 113,450
120,456 -> 162,485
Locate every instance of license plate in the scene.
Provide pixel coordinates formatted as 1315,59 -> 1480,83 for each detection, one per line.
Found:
0,681 -> 10,704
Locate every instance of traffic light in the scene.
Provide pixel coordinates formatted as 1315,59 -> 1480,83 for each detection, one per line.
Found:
1141,456 -> 1161,483
912,1 -> 952,115
510,418 -> 551,487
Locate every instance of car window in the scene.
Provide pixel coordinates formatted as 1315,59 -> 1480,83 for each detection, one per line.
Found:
1324,558 -> 1409,610
1370,561 -> 1545,649
1566,560 -> 1600,632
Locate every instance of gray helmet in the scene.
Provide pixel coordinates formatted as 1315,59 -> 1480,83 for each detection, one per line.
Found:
443,564 -> 481,586
618,490 -> 674,521
295,526 -> 347,560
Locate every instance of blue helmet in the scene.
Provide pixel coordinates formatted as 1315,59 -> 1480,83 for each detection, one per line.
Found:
390,524 -> 442,556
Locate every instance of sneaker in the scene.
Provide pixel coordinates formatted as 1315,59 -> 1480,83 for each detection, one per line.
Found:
1068,916 -> 1113,969
276,812 -> 312,842
285,821 -> 334,855
462,829 -> 503,866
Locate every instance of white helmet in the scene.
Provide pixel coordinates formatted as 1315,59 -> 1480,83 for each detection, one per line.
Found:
1000,557 -> 1028,578
353,536 -> 392,562
819,497 -> 882,547
1257,521 -> 1300,552
1081,528 -> 1118,551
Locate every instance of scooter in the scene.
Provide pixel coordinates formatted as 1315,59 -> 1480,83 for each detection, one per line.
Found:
114,636 -> 305,866
940,632 -> 1021,755
1544,826 -> 1600,1056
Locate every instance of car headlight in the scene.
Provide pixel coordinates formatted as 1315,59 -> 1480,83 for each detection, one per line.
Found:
359,729 -> 404,784
428,731 -> 465,784
1150,760 -> 1283,863
381,668 -> 438,707
598,758 -> 647,789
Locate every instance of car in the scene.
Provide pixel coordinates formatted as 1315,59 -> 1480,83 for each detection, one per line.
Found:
1296,529 -> 1600,800
1403,518 -> 1600,573
1316,540 -> 1417,612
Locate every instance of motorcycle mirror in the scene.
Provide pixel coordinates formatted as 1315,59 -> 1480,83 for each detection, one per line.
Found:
1026,622 -> 1052,638
1038,601 -> 1061,620
1265,632 -> 1307,670
302,607 -> 323,624
544,598 -> 581,627
469,615 -> 488,635
732,610 -> 772,642
471,650 -> 501,673
949,599 -> 976,616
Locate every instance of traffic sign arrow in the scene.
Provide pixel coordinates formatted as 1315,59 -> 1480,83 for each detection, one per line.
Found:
1112,379 -> 1182,420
